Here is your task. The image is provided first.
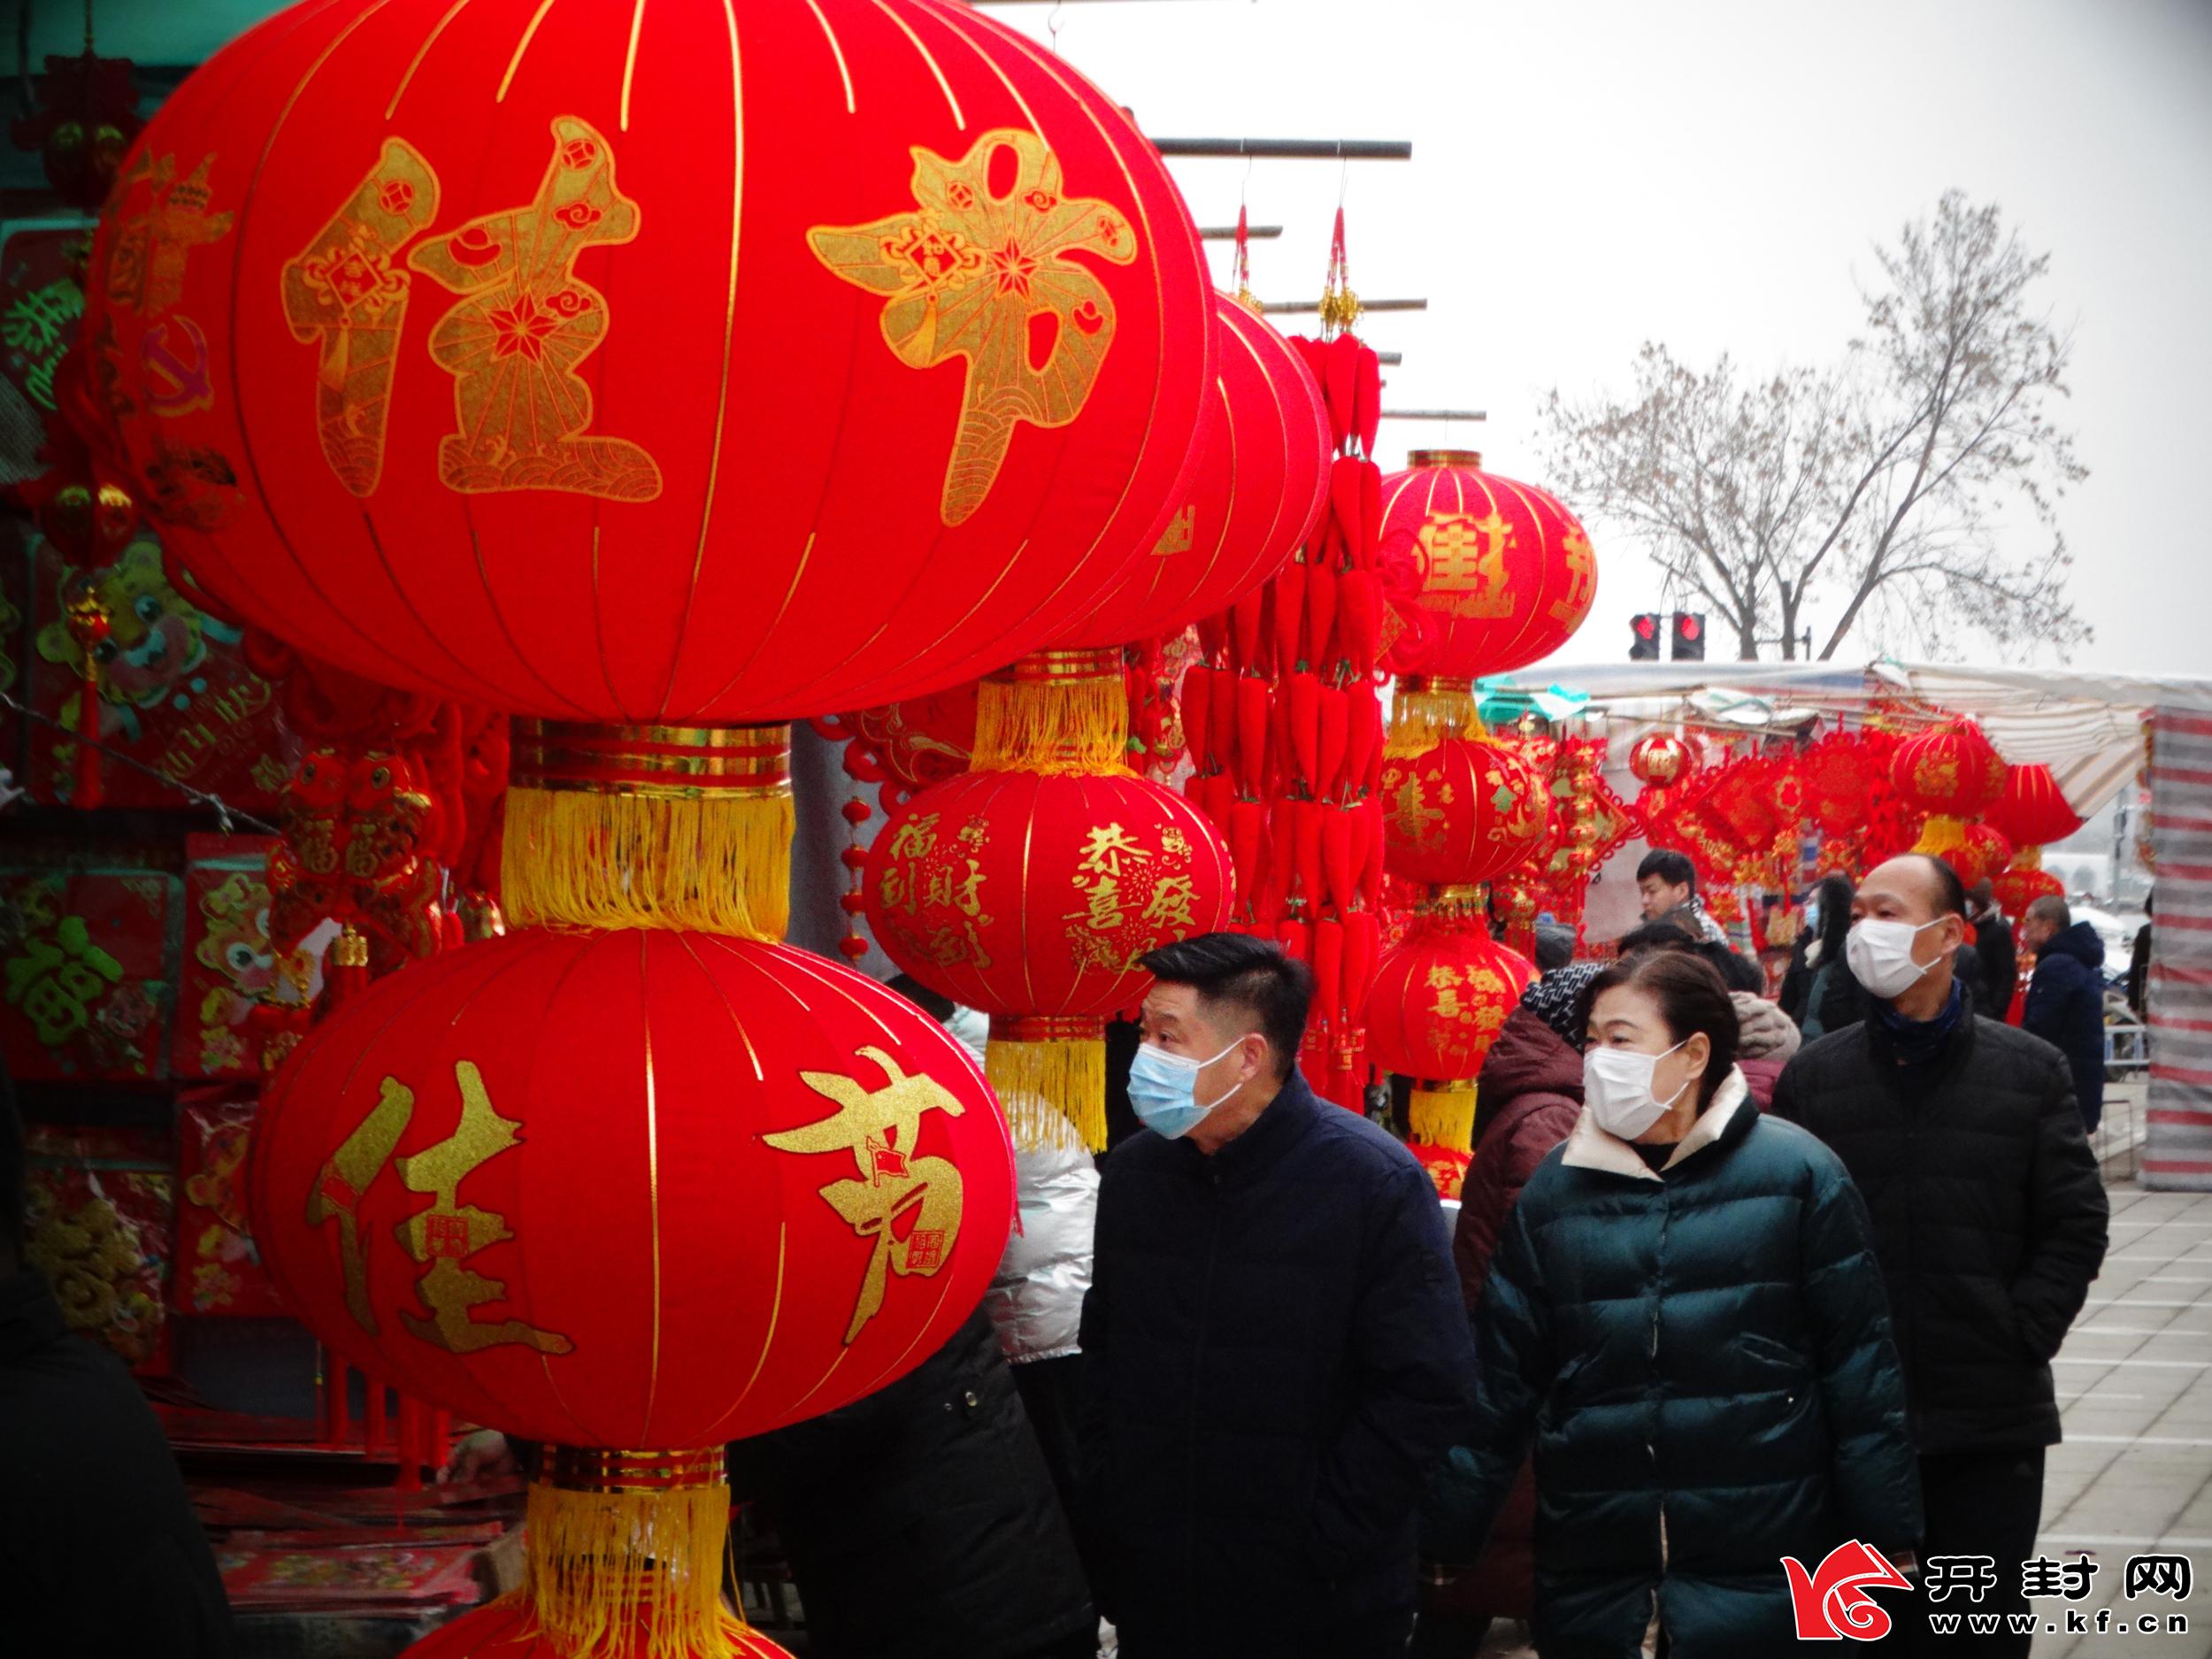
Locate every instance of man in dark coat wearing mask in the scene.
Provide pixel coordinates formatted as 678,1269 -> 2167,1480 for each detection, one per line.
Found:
1079,933 -> 1473,1659
1774,856 -> 2108,1656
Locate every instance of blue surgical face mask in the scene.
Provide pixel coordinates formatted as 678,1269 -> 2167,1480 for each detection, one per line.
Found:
1803,901 -> 1822,933
1127,1039 -> 1246,1140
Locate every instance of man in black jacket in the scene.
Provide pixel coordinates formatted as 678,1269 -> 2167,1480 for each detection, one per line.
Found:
1774,855 -> 2108,1656
2023,895 -> 2108,1134
1967,878 -> 2019,1019
1079,934 -> 1472,1658
0,1083 -> 232,1655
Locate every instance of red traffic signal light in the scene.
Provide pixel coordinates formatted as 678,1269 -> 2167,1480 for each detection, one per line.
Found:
1671,611 -> 1706,661
1631,612 -> 1662,661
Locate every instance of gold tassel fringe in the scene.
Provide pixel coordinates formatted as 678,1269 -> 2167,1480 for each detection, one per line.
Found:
986,1030 -> 1107,1153
1913,813 -> 1970,858
522,1472 -> 739,1659
972,654 -> 1130,775
1409,1080 -> 1478,1154
1386,678 -> 1483,758
503,785 -> 794,940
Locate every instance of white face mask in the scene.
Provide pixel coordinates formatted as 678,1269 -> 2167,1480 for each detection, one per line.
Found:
1583,1040 -> 1691,1141
1847,917 -> 1950,1000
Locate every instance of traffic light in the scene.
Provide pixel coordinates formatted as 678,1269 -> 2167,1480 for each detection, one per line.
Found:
1631,612 -> 1662,661
1671,611 -> 1706,662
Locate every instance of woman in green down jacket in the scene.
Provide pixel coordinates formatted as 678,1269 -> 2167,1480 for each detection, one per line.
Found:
1425,949 -> 1921,1657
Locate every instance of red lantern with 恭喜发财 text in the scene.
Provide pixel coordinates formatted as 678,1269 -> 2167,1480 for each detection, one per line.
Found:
250,925 -> 1013,1659
1363,909 -> 1534,1198
864,766 -> 1231,1150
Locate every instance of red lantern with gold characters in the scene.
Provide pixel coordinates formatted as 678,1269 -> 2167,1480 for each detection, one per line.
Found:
252,925 -> 1012,1657
1377,449 -> 1597,746
1942,822 -> 2015,890
865,767 -> 1231,1149
1363,913 -> 1534,1198
1380,735 -> 1550,890
1892,718 -> 2008,860
83,0 -> 1213,726
1630,732 -> 1695,789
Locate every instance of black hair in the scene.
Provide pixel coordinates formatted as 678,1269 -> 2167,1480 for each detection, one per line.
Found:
1140,932 -> 1312,1079
1813,872 -> 1855,961
1907,852 -> 1970,919
1695,940 -> 1767,995
886,972 -> 955,1025
1617,919 -> 1695,956
1578,949 -> 1740,1109
1532,921 -> 1576,973
2025,895 -> 2072,931
1637,848 -> 1698,893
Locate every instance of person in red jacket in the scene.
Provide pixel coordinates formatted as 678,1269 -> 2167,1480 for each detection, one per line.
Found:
1415,963 -> 1596,1656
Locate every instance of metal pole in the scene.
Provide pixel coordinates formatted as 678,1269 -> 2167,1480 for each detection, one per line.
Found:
1259,298 -> 1427,315
1198,225 -> 1283,241
1153,138 -> 1414,160
1378,409 -> 1487,422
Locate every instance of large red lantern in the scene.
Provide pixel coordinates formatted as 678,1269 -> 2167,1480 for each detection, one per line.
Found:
1051,293 -> 1329,647
252,925 -> 1011,1656
1892,719 -> 2007,831
1364,914 -> 1533,1198
1380,735 -> 1550,889
1378,449 -> 1596,742
865,767 -> 1231,1148
1941,822 -> 2014,890
83,0 -> 1211,725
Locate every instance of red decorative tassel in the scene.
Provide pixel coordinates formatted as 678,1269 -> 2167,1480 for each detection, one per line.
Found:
1236,677 -> 1272,799
1340,571 -> 1379,672
1273,560 -> 1307,672
1317,686 -> 1349,801
1181,665 -> 1214,773
1233,590 -> 1267,676
1229,799 -> 1267,914
1323,805 -> 1357,913
1294,800 -> 1326,918
1331,457 -> 1366,560
1355,345 -> 1383,457
1286,672 -> 1321,791
1305,559 -> 1340,672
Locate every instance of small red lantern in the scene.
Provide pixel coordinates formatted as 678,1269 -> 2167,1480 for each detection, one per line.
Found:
1630,732 -> 1695,789
1986,763 -> 2084,851
1052,292 -> 1330,647
1363,916 -> 1533,1197
251,925 -> 1011,1658
1377,450 -> 1597,740
1380,735 -> 1550,889
864,766 -> 1232,1148
83,0 -> 1213,723
1942,822 -> 2014,890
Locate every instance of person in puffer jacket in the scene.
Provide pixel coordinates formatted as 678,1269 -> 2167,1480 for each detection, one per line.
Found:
1425,949 -> 1921,1658
1417,964 -> 1597,1655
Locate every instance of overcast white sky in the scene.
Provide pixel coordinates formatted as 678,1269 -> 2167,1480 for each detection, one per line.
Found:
984,0 -> 2212,678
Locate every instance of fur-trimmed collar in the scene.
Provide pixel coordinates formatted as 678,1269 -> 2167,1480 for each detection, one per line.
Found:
1559,1067 -> 1754,1183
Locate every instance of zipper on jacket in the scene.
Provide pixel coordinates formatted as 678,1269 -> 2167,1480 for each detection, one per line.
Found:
1187,1165 -> 1224,1622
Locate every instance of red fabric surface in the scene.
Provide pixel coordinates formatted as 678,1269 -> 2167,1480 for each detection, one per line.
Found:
1987,761 -> 2084,849
1055,294 -> 1329,646
84,0 -> 1212,722
249,926 -> 1014,1448
0,865 -> 180,1081
865,767 -> 1231,1019
1891,718 -> 2007,818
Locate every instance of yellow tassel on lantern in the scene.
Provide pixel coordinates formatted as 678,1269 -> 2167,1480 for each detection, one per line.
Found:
1408,1077 -> 1479,1154
503,723 -> 794,941
1385,675 -> 1483,758
986,1015 -> 1108,1152
1913,813 -> 1971,859
971,649 -> 1131,775
514,1448 -> 743,1659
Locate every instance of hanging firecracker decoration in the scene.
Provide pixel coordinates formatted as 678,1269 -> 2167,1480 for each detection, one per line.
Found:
1377,450 -> 1598,751
1892,718 -> 2008,864
865,767 -> 1231,1149
251,926 -> 1013,1659
1364,913 -> 1534,1198
10,30 -> 143,213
